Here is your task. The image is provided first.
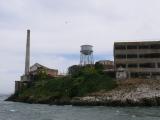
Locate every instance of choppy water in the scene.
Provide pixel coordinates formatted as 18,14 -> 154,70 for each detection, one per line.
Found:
0,95 -> 160,120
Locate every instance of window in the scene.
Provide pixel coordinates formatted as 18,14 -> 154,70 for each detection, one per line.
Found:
139,53 -> 160,58
128,64 -> 138,68
127,45 -> 137,49
115,45 -> 126,50
139,45 -> 149,49
116,64 -> 126,68
115,54 -> 126,59
127,54 -> 137,58
150,44 -> 160,49
158,63 -> 160,68
139,63 -> 155,68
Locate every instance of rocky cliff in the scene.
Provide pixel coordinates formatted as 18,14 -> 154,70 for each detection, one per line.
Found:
7,79 -> 160,106
71,79 -> 160,106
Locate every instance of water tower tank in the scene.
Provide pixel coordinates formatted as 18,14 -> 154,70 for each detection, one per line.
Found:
80,45 -> 94,65
80,45 -> 93,55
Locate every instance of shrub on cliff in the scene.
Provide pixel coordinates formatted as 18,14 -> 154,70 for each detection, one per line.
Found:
17,65 -> 117,101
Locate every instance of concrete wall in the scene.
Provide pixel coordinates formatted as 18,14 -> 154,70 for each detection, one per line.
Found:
114,41 -> 160,79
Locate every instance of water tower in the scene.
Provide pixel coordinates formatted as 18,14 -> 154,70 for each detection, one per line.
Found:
80,45 -> 94,65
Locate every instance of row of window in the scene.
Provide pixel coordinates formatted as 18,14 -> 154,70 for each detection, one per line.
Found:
115,44 -> 160,50
116,63 -> 160,68
115,53 -> 160,59
130,72 -> 160,78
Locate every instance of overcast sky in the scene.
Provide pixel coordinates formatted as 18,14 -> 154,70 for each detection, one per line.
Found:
1,0 -> 160,94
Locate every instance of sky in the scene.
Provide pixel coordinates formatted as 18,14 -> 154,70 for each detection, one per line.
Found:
1,0 -> 160,94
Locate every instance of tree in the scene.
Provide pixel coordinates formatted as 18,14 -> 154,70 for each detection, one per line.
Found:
95,62 -> 104,72
68,65 -> 82,77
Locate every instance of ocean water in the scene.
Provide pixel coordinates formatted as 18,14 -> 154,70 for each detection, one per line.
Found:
0,95 -> 160,120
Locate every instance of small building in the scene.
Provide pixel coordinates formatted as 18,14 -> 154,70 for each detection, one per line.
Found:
15,63 -> 58,93
30,63 -> 58,77
96,60 -> 114,71
116,67 -> 127,80
96,60 -> 115,77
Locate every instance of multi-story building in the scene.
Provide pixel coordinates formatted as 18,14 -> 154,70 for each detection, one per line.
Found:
114,41 -> 160,79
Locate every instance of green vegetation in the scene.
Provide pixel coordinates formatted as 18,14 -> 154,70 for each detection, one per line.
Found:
16,65 -> 117,103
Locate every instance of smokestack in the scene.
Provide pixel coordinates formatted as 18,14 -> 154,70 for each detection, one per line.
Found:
25,29 -> 30,75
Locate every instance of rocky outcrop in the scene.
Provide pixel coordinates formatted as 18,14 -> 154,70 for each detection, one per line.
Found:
71,79 -> 160,106
7,79 -> 160,106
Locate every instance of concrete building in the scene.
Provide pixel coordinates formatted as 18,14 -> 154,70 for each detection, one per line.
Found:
96,60 -> 114,72
97,60 -> 114,69
30,63 -> 58,77
114,41 -> 160,79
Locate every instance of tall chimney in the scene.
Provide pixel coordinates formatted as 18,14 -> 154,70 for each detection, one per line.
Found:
25,29 -> 30,75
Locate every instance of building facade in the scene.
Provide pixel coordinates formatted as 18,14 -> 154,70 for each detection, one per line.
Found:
30,63 -> 58,77
114,41 -> 160,79
96,60 -> 114,71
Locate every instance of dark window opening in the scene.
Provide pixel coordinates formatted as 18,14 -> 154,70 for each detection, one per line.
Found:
152,72 -> 160,76
158,63 -> 160,68
150,44 -> 160,49
127,54 -> 137,58
115,45 -> 126,50
139,63 -> 155,68
127,45 -> 137,49
139,45 -> 149,49
138,72 -> 150,78
116,64 -> 126,68
139,53 -> 160,58
128,64 -> 138,68
115,54 -> 126,59
131,72 -> 139,78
